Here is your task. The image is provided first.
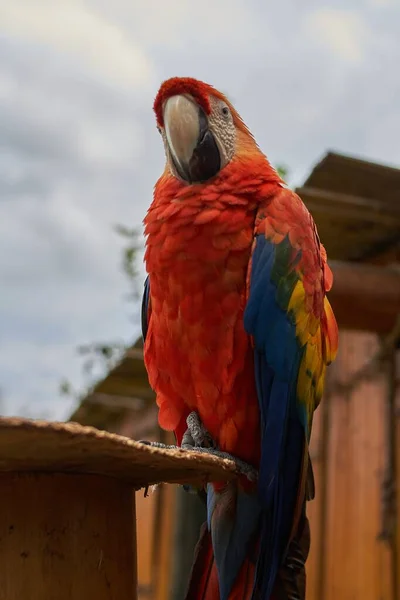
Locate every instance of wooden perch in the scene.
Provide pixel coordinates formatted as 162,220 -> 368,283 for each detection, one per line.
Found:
0,418 -> 237,600
328,260 -> 400,333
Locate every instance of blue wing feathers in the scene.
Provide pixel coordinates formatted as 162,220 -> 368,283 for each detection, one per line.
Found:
244,234 -> 306,598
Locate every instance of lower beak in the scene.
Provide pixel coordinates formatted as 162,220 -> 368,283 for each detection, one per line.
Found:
163,95 -> 221,183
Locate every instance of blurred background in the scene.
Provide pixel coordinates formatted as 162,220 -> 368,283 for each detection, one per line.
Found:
0,1 -> 399,599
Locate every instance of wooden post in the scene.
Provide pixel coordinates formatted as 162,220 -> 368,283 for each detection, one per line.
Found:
0,473 -> 136,600
0,417 -> 237,600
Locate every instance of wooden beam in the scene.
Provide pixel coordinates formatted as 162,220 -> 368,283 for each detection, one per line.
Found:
303,201 -> 397,226
297,186 -> 400,230
95,377 -> 154,400
351,234 -> 400,263
329,261 -> 400,333
297,186 -> 400,218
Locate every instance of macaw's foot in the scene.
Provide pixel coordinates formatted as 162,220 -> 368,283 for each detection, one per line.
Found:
181,411 -> 216,450
139,411 -> 258,482
182,412 -> 258,483
186,446 -> 258,482
137,411 -> 209,451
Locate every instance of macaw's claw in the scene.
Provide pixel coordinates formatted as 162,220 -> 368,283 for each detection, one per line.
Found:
139,412 -> 258,482
188,446 -> 259,482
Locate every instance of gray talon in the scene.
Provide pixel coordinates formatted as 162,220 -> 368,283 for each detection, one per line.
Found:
181,428 -> 195,449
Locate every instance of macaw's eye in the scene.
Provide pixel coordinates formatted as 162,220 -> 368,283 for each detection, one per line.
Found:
221,106 -> 230,117
157,126 -> 162,134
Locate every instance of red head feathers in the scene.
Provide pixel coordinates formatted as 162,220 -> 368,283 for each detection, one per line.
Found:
154,77 -> 214,128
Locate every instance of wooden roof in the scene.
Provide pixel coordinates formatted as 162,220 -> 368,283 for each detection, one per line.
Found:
296,151 -> 400,264
70,151 -> 400,429
70,338 -> 150,430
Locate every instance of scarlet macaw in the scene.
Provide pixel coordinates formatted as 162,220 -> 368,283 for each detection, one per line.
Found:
141,77 -> 338,600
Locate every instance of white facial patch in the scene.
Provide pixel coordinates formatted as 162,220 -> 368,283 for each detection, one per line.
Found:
208,96 -> 236,168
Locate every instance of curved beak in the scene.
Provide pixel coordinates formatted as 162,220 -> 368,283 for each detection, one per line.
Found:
163,95 -> 221,183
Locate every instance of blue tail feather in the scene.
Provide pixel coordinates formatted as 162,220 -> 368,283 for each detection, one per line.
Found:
207,483 -> 261,600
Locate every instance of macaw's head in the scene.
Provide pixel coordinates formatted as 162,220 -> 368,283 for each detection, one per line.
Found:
153,77 -> 261,184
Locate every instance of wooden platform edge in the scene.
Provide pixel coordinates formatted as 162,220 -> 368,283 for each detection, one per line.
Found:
0,417 -> 238,489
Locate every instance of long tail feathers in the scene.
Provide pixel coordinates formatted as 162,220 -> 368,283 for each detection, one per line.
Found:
185,514 -> 310,600
185,523 -> 220,600
185,521 -> 259,600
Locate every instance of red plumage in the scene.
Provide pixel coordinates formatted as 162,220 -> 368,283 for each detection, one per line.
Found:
144,155 -> 281,467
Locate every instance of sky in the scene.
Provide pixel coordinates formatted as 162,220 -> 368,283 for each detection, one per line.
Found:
0,0 -> 399,421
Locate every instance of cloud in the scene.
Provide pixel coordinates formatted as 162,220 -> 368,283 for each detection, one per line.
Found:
0,1 -> 157,91
91,0 -> 264,51
304,8 -> 368,63
0,17 -> 153,418
368,0 -> 397,6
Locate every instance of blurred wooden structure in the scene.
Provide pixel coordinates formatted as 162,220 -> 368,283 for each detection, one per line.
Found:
71,151 -> 400,600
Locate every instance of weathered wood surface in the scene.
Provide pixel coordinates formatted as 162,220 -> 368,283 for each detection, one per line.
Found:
0,418 -> 238,489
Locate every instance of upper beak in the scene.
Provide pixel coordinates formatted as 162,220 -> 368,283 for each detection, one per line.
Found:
163,95 -> 221,183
